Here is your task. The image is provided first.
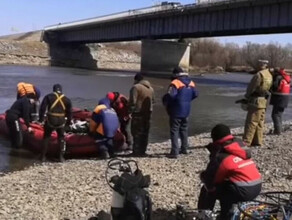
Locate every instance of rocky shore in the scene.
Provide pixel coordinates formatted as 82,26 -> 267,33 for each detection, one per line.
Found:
0,31 -> 141,71
0,122 -> 291,220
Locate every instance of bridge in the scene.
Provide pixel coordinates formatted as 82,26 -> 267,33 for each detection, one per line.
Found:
42,0 -> 292,73
43,0 -> 292,44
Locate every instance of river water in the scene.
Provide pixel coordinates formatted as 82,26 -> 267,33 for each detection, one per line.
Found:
1,65 -> 291,172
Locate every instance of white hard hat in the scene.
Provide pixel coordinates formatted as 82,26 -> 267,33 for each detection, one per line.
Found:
258,60 -> 269,64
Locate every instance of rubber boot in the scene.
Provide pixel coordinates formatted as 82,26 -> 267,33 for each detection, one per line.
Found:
59,139 -> 66,162
41,138 -> 49,162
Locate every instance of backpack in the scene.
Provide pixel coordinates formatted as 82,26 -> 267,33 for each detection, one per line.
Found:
122,188 -> 152,220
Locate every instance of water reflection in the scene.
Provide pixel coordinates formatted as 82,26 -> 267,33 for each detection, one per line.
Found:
0,65 -> 291,172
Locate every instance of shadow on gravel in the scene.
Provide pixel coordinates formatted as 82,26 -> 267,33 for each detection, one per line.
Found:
189,145 -> 207,150
153,208 -> 176,220
117,153 -> 168,159
88,209 -> 177,220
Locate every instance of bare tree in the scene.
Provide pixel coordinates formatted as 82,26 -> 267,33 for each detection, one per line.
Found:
241,42 -> 266,69
266,43 -> 289,68
222,43 -> 240,71
242,42 -> 290,69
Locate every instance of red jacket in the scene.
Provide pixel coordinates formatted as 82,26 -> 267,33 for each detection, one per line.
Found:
201,135 -> 261,190
276,69 -> 291,95
112,94 -> 130,121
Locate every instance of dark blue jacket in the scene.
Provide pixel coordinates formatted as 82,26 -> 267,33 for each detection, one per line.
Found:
163,76 -> 198,118
98,97 -> 111,108
92,107 -> 119,138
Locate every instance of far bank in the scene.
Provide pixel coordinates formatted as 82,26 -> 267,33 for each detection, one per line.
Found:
0,31 -> 255,74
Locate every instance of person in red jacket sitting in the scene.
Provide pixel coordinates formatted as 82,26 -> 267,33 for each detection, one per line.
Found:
107,92 -> 132,150
198,124 -> 262,220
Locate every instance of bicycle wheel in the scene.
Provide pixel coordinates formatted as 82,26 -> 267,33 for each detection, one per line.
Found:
254,191 -> 292,220
255,192 -> 292,207
236,201 -> 279,220
234,191 -> 292,220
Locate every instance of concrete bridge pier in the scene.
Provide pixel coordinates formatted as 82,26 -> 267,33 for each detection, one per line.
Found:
141,39 -> 191,76
48,43 -> 97,69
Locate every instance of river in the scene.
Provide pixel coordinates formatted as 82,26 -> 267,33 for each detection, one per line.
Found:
0,65 -> 291,172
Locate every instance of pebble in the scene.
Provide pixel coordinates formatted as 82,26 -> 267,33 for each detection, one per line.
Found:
0,122 -> 291,219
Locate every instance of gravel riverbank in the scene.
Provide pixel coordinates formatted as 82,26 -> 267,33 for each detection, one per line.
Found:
0,122 -> 291,220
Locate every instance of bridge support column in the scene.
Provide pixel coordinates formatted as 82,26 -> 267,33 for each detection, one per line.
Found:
141,39 -> 190,75
48,43 -> 97,69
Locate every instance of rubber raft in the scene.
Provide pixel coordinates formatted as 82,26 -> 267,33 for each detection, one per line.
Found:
0,109 -> 125,158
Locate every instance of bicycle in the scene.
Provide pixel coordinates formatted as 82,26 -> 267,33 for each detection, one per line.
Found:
233,191 -> 292,220
176,191 -> 292,220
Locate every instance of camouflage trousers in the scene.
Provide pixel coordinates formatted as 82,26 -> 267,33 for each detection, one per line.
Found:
131,112 -> 151,155
243,108 -> 266,146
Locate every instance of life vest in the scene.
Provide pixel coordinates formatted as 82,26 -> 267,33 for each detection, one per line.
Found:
273,70 -> 291,95
171,79 -> 195,89
113,94 -> 129,120
257,69 -> 273,94
47,92 -> 66,117
17,82 -> 35,97
168,78 -> 196,118
90,105 -> 119,137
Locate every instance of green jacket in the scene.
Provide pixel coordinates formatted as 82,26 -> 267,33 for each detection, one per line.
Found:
129,80 -> 155,114
245,68 -> 272,109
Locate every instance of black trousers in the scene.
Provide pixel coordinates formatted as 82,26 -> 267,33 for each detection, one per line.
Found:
271,105 -> 285,134
120,119 -> 132,146
5,111 -> 23,148
131,112 -> 151,155
198,182 -> 262,220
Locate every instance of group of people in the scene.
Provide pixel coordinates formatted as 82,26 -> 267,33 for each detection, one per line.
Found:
5,82 -> 72,162
198,60 -> 291,219
5,73 -> 155,161
242,60 -> 290,146
88,73 -> 155,159
4,60 -> 290,219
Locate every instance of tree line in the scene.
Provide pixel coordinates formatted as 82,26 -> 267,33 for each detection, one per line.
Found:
186,39 -> 292,72
106,39 -> 292,72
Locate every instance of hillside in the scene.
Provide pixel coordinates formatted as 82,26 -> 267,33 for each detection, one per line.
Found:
0,31 -> 140,70
0,31 -> 43,42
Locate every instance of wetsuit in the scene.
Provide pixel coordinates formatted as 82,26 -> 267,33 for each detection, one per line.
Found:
5,97 -> 33,148
39,91 -> 72,161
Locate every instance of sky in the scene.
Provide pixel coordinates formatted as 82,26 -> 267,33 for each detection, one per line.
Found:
0,0 -> 291,46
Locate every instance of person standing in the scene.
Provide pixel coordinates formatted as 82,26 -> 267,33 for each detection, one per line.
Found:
198,124 -> 262,220
89,97 -> 120,159
243,60 -> 273,147
270,68 -> 291,135
129,73 -> 154,156
107,92 -> 132,150
5,96 -> 35,148
39,84 -> 72,162
162,67 -> 198,158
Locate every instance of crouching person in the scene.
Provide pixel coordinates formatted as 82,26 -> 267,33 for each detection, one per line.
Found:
17,82 -> 41,121
39,84 -> 72,162
89,98 -> 119,159
198,124 -> 262,220
6,96 -> 35,148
